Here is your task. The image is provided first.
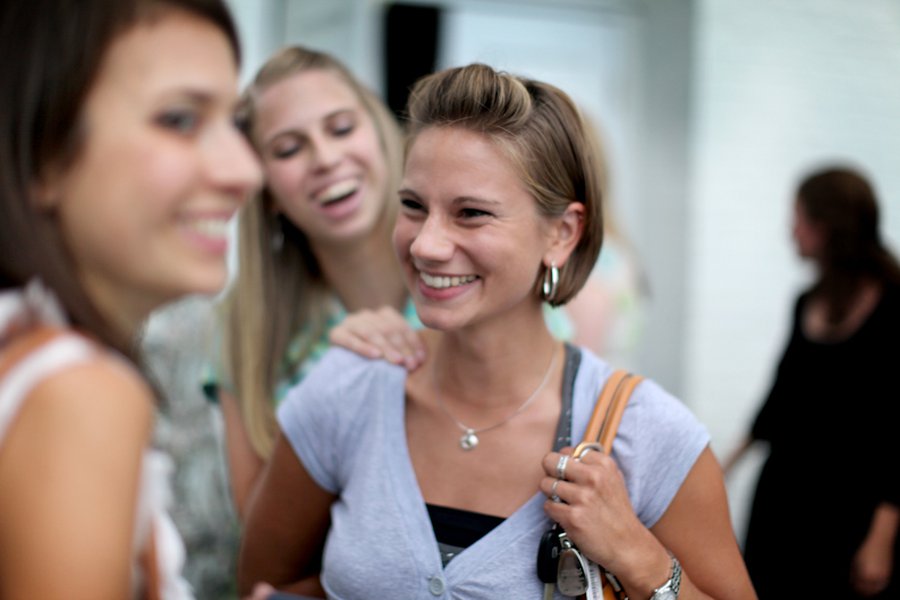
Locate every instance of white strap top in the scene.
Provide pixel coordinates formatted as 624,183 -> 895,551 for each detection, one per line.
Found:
0,280 -> 194,600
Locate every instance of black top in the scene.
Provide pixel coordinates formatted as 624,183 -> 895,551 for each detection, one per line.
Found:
426,344 -> 582,567
745,282 -> 900,599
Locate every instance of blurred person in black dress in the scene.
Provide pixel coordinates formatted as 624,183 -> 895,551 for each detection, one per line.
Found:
724,165 -> 900,598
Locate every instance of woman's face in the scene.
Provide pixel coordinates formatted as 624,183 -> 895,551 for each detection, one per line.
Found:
48,10 -> 261,328
394,127 -> 557,332
253,69 -> 389,249
792,199 -> 825,260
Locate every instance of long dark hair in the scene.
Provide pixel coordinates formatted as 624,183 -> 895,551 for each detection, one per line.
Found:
797,166 -> 900,324
0,0 -> 241,357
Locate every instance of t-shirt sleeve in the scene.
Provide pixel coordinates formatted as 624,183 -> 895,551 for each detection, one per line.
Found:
276,347 -> 391,494
615,378 -> 710,527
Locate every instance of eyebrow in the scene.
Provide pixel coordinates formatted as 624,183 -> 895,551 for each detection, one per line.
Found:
398,188 -> 502,207
157,87 -> 244,117
157,88 -> 215,107
261,107 -> 356,147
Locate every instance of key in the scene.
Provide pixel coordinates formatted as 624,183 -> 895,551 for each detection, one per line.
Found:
543,582 -> 555,600
557,535 -> 589,596
536,524 -> 562,583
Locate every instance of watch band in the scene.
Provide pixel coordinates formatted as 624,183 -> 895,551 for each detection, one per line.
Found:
649,554 -> 681,599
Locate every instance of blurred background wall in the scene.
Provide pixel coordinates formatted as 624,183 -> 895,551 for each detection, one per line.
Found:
148,0 -> 900,595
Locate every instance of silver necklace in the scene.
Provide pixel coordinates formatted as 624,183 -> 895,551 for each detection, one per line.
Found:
434,346 -> 558,451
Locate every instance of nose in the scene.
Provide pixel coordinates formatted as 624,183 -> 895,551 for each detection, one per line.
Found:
310,134 -> 341,171
209,124 -> 263,200
409,213 -> 455,263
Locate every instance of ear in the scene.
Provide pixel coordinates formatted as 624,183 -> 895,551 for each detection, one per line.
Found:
31,167 -> 64,213
544,201 -> 585,267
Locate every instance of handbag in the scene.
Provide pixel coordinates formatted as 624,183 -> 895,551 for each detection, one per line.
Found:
0,325 -> 163,600
538,368 -> 644,600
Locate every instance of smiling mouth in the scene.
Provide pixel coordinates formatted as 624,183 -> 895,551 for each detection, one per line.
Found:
184,217 -> 230,240
420,273 -> 478,289
314,180 -> 359,206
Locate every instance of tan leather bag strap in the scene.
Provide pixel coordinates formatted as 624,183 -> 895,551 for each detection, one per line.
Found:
598,374 -> 643,454
573,369 -> 645,600
580,369 -> 628,444
574,369 -> 644,456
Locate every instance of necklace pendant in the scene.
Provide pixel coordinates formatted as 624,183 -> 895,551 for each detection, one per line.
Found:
460,429 -> 479,451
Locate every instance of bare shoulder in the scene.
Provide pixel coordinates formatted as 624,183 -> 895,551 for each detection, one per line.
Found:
24,351 -> 154,440
0,353 -> 156,597
0,351 -> 155,481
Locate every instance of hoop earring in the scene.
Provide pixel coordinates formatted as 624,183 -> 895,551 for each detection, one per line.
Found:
541,261 -> 559,302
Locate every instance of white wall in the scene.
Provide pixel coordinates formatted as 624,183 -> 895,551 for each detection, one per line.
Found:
687,0 -> 900,536
437,2 -> 643,236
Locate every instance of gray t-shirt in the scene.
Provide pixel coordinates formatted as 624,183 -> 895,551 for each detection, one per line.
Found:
278,346 -> 709,599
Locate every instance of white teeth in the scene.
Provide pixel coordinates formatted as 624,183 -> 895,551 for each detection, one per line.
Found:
187,218 -> 229,239
420,272 -> 477,289
315,180 -> 358,204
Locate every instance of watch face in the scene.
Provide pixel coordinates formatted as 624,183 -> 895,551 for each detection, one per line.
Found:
651,588 -> 677,600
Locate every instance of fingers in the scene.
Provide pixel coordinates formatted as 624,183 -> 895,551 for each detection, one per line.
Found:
540,475 -> 573,503
328,306 -> 426,370
329,324 -> 388,360
853,578 -> 888,597
539,448 -> 626,533
851,562 -> 891,597
245,582 -> 276,600
541,447 -> 610,483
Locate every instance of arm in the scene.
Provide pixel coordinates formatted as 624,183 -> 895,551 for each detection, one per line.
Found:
542,447 -> 756,600
851,502 -> 899,596
219,388 -> 266,519
651,448 -> 756,599
328,306 -> 426,371
238,431 -> 335,596
0,358 -> 154,599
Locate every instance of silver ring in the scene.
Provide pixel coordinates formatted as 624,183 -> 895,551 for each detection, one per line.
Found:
550,478 -> 562,503
556,455 -> 570,480
575,442 -> 604,461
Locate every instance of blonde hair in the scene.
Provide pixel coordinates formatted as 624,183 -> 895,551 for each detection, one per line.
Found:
222,46 -> 404,458
405,63 -> 604,305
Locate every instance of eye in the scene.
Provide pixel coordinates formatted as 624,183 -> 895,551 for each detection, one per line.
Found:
332,121 -> 355,137
156,109 -> 200,134
270,136 -> 305,160
400,197 -> 425,212
460,207 -> 492,219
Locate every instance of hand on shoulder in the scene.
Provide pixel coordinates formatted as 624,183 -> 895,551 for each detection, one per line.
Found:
329,305 -> 426,371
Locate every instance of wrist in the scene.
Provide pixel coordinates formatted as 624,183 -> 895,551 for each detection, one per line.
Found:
647,554 -> 681,600
617,547 -> 673,600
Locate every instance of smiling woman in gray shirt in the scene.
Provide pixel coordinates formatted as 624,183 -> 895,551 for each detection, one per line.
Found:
239,63 -> 756,600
